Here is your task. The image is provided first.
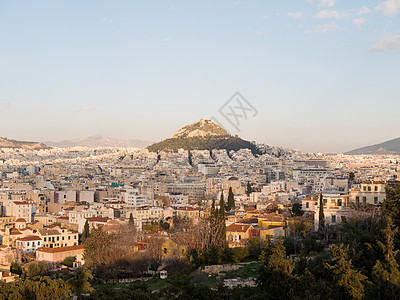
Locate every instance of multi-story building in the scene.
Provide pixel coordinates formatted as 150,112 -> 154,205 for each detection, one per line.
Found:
36,244 -> 85,263
302,192 -> 351,230
15,236 -> 42,253
38,227 -> 78,248
349,180 -> 386,206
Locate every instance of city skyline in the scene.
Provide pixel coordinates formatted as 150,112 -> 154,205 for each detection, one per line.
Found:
1,0 -> 400,153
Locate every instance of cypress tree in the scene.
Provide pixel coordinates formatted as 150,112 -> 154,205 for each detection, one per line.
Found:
129,213 -> 135,228
227,187 -> 235,211
318,193 -> 325,231
218,192 -> 226,247
211,198 -> 216,218
219,192 -> 226,219
246,182 -> 252,197
82,220 -> 90,243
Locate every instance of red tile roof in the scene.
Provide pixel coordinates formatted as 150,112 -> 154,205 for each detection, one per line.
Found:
16,235 -> 42,242
226,224 -> 251,232
36,244 -> 85,254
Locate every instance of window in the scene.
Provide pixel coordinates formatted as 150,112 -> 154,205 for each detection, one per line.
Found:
374,197 -> 378,204
375,186 -> 378,191
332,215 -> 336,223
356,196 -> 360,205
306,202 -> 309,208
368,186 -> 371,191
44,237 -> 46,242
163,248 -> 167,254
363,186 -> 366,191
363,197 -> 367,205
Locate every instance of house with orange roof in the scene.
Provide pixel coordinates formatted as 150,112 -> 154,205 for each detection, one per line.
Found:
15,218 -> 27,229
226,223 -> 254,247
0,270 -> 19,283
36,245 -> 85,263
0,227 -> 35,246
15,236 -> 42,253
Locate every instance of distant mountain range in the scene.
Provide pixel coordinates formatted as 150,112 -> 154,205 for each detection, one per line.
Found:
45,135 -> 152,148
0,137 -> 50,150
147,118 -> 261,155
345,137 -> 400,155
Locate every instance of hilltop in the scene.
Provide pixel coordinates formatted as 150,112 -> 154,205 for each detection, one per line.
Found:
0,137 -> 50,150
345,137 -> 400,155
147,118 -> 261,155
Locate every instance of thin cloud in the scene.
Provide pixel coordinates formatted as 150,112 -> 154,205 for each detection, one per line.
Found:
287,11 -> 304,19
371,33 -> 400,51
359,6 -> 371,15
233,1 -> 241,5
375,0 -> 400,16
305,23 -> 339,33
162,37 -> 171,42
315,10 -> 349,19
307,0 -> 336,8
353,18 -> 365,30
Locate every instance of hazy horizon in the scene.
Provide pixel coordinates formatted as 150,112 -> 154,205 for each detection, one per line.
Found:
1,0 -> 400,153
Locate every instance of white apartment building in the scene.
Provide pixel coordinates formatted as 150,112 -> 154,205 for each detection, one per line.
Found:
68,209 -> 94,225
293,168 -> 333,181
198,163 -> 220,176
302,192 -> 351,230
122,189 -> 148,207
15,236 -> 42,253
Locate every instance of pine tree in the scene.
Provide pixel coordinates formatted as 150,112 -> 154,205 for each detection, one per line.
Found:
318,193 -> 325,231
257,238 -> 295,298
325,245 -> 367,300
227,187 -> 235,211
372,216 -> 400,298
82,220 -> 90,243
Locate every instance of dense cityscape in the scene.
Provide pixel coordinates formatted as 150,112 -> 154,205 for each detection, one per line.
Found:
2,0 -> 400,299
0,118 -> 400,299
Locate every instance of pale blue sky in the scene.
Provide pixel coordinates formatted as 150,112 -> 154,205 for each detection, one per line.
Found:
1,0 -> 400,153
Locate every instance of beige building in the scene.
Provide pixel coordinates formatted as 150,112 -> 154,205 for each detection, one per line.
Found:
349,181 -> 386,206
38,226 -> 78,248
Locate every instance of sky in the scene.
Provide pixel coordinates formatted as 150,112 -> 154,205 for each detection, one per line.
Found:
1,0 -> 400,153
